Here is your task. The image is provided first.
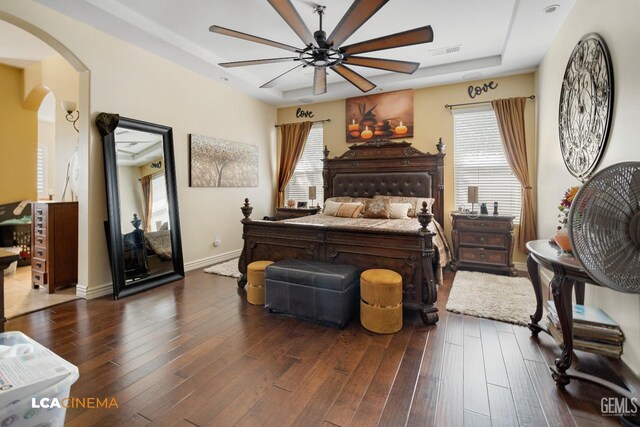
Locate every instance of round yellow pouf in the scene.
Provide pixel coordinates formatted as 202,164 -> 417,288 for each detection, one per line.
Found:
247,260 -> 273,306
360,269 -> 403,334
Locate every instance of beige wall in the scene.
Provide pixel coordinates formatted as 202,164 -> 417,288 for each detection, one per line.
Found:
277,73 -> 537,263
0,64 -> 38,205
536,0 -> 640,374
0,1 -> 277,297
25,55 -> 79,201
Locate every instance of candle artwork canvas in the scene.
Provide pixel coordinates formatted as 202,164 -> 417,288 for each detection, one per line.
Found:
345,89 -> 414,143
189,134 -> 258,187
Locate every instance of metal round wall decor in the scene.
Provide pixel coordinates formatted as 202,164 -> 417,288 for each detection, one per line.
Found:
558,33 -> 614,181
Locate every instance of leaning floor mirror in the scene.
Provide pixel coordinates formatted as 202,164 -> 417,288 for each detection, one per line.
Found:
96,113 -> 184,299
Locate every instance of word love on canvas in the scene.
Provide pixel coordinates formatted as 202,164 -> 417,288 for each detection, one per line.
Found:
468,81 -> 498,99
295,108 -> 314,118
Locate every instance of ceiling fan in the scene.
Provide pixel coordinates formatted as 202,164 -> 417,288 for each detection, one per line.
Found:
209,0 -> 434,95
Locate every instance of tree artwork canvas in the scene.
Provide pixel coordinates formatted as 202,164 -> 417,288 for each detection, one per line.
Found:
189,134 -> 258,187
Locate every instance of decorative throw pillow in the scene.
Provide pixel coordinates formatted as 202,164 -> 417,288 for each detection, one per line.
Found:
336,202 -> 364,218
373,195 -> 435,217
323,200 -> 341,216
389,203 -> 412,219
363,198 -> 392,219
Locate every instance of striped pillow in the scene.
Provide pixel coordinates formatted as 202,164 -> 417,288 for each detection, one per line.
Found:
336,202 -> 364,218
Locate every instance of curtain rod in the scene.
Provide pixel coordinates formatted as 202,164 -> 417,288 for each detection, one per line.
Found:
274,118 -> 331,128
444,95 -> 535,109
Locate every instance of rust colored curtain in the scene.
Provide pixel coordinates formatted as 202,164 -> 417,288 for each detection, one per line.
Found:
277,121 -> 313,207
491,97 -> 536,253
140,175 -> 153,232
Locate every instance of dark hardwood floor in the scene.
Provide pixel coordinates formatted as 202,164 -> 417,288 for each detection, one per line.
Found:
5,268 -> 637,426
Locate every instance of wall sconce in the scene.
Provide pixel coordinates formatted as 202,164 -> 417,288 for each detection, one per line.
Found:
308,186 -> 317,208
62,100 -> 79,133
467,185 -> 479,214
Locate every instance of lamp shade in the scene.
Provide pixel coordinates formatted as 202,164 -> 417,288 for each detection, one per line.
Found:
467,186 -> 479,204
308,186 -> 317,200
61,100 -> 77,114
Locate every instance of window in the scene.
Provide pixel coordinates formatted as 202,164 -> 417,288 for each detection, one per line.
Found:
151,174 -> 170,231
453,107 -> 521,221
37,144 -> 48,199
285,123 -> 324,204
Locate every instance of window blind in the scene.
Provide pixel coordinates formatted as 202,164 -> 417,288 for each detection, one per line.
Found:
285,123 -> 324,204
453,107 -> 521,222
37,145 -> 47,198
151,174 -> 170,231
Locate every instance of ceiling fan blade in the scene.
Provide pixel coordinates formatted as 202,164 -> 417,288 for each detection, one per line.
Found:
328,0 -> 389,47
332,64 -> 376,93
267,0 -> 315,46
219,57 -> 298,68
343,56 -> 420,74
341,25 -> 434,55
313,68 -> 327,95
260,64 -> 304,88
210,25 -> 300,53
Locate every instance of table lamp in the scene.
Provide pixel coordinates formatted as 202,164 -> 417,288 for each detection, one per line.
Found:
467,186 -> 479,214
309,186 -> 316,208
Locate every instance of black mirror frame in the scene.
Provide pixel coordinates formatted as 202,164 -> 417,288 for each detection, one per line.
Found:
96,113 -> 184,299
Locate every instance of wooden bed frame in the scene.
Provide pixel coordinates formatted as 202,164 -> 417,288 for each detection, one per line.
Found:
238,140 -> 446,324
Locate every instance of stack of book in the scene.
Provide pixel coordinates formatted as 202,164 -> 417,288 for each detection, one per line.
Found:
545,301 -> 625,358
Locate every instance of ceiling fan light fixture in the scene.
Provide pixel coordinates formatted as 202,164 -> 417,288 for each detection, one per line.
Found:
210,0 -> 434,94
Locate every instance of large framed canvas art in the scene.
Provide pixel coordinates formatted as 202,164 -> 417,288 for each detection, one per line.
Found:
345,89 -> 414,143
189,134 -> 258,187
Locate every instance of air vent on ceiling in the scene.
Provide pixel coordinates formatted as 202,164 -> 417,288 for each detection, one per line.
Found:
430,44 -> 462,56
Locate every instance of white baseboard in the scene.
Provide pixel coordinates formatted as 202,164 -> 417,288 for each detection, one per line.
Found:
76,282 -> 112,300
75,249 -> 242,300
184,249 -> 242,272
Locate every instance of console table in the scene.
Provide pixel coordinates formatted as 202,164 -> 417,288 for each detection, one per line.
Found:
526,239 -> 635,399
0,249 -> 20,332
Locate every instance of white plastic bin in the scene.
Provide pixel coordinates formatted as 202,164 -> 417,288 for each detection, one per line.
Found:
0,332 -> 79,427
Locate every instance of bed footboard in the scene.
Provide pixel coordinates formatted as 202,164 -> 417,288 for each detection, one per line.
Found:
238,199 -> 439,325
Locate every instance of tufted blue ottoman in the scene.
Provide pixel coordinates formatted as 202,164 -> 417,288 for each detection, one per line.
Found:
265,259 -> 360,329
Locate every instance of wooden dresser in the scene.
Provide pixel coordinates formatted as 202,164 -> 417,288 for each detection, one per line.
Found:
31,202 -> 78,293
451,213 -> 516,276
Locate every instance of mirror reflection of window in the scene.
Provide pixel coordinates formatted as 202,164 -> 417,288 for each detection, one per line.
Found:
151,173 -> 169,231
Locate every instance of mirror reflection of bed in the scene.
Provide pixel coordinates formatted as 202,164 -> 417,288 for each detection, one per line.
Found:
115,128 -> 173,284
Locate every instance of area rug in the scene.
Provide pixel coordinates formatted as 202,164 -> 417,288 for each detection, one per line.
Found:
445,270 -> 536,326
204,258 -> 241,278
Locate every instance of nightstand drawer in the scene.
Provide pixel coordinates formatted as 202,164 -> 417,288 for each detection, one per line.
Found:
459,248 -> 506,266
455,219 -> 512,232
459,231 -> 507,249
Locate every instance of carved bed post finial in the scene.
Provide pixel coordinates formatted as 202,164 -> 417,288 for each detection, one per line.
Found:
436,138 -> 445,153
241,198 -> 253,221
417,201 -> 433,232
323,145 -> 330,159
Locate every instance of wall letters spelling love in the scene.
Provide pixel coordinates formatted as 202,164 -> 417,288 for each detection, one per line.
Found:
295,108 -> 314,118
468,81 -> 498,99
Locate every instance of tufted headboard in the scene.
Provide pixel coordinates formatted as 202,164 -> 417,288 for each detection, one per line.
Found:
323,140 -> 446,224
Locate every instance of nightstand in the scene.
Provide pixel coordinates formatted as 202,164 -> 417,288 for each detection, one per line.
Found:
275,206 -> 321,220
451,212 -> 516,276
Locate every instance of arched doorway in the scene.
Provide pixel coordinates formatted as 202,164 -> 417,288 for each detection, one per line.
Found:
0,13 -> 91,311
